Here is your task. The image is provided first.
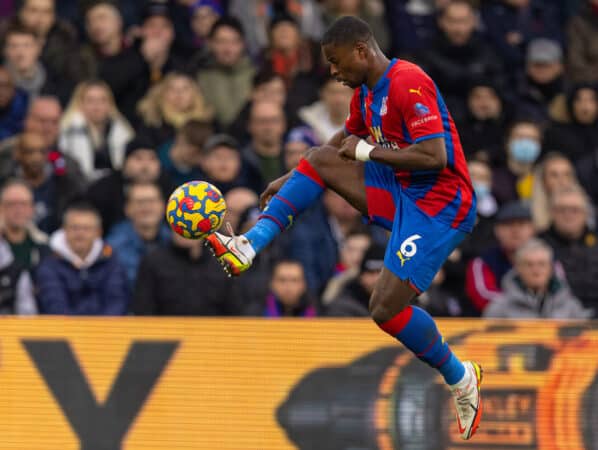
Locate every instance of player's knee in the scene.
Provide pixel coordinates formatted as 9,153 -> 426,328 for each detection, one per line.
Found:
305,144 -> 337,169
369,282 -> 413,324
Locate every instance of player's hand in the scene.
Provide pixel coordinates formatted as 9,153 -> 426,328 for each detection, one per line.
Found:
338,135 -> 361,161
259,172 -> 292,210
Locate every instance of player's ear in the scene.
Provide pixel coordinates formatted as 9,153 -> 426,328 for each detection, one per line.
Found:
354,41 -> 369,58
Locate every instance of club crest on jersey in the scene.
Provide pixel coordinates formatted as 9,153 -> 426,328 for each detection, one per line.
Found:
380,96 -> 388,116
414,102 -> 430,117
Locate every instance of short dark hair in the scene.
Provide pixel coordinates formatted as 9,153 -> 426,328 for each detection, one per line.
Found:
321,16 -> 374,47
63,201 -> 101,224
252,68 -> 283,88
209,16 -> 244,39
178,120 -> 213,149
4,23 -> 39,41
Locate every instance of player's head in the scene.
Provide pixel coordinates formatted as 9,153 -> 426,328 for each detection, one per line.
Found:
321,16 -> 376,89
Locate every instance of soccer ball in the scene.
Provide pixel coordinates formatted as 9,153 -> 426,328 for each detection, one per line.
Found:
166,181 -> 227,239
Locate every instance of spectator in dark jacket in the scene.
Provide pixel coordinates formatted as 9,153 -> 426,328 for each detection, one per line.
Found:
0,236 -> 37,314
132,231 -> 241,315
540,186 -> 598,315
576,147 -> 598,207
0,66 -> 27,141
35,202 -> 129,315
566,0 -> 598,84
416,1 -> 504,121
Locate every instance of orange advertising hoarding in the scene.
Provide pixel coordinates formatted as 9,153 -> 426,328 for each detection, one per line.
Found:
0,318 -> 596,450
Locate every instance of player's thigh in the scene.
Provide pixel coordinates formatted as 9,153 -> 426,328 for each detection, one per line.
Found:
305,145 -> 368,216
369,267 -> 418,324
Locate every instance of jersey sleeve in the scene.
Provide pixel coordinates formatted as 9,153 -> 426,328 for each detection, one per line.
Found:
344,88 -> 369,137
390,69 -> 445,143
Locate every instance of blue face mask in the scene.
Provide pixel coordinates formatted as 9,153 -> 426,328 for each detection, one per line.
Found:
473,182 -> 490,199
509,138 -> 541,164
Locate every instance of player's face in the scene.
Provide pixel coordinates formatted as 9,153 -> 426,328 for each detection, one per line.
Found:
323,42 -> 367,89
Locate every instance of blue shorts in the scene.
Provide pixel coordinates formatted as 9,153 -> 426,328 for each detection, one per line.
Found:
364,161 -> 467,293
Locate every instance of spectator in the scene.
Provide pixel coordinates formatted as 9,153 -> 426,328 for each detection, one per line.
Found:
566,0 -> 598,84
223,187 -> 259,233
540,186 -> 598,315
106,182 -> 171,286
0,235 -> 37,314
2,24 -> 57,101
0,179 -> 48,273
492,119 -> 543,205
382,0 -> 438,57
84,1 -> 149,122
531,152 -> 579,231
188,0 -> 223,51
0,66 -> 27,141
516,38 -> 566,123
416,0 -> 504,120
576,147 -> 598,208
457,80 -> 508,162
483,238 -> 590,319
465,201 -> 535,314
158,119 -> 213,186
137,71 -> 213,148
2,132 -> 84,233
58,80 -> 134,182
243,99 -> 287,185
543,84 -> 598,164
326,243 -> 384,317
196,16 -> 255,129
298,76 -> 353,143
35,202 -> 129,315
87,137 -> 174,235
252,259 -> 317,317
413,265 -> 464,317
283,125 -> 318,171
198,133 -> 262,194
133,230 -> 241,315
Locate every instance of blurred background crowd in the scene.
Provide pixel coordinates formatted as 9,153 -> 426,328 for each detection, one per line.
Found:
0,0 -> 597,320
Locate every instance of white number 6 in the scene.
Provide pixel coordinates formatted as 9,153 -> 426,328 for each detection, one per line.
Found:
400,234 -> 422,257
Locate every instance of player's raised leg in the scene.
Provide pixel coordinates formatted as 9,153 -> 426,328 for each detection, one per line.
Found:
205,144 -> 367,275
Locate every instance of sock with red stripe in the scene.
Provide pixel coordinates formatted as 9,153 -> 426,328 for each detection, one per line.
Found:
379,305 -> 465,385
245,158 -> 325,253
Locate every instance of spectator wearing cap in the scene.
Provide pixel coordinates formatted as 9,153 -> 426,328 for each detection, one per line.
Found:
58,79 -> 134,183
86,137 -> 174,234
298,76 -> 353,143
567,0 -> 598,84
188,0 -> 223,50
196,17 -> 256,130
465,201 -> 536,314
283,125 -> 318,171
326,243 -> 385,317
0,66 -> 28,141
483,238 -> 591,319
198,133 -> 262,194
540,186 -> 598,316
83,1 -> 149,123
516,38 -> 566,123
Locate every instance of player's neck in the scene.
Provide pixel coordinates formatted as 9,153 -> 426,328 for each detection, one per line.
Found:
365,53 -> 391,90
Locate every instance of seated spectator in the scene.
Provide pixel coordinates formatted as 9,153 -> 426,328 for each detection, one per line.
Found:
326,243 -> 384,317
540,186 -> 598,315
196,16 -> 255,129
483,238 -> 591,319
223,188 -> 259,233
543,84 -> 598,164
465,201 -> 535,314
0,235 -> 37,315
106,182 -> 171,285
576,147 -> 598,207
137,71 -> 213,148
566,0 -> 598,84
283,125 -> 318,170
492,119 -> 543,205
84,1 -> 149,123
416,0 -> 504,120
158,119 -> 213,186
0,179 -> 48,273
516,38 -> 566,123
188,0 -> 223,51
58,80 -> 134,182
35,202 -> 129,315
87,137 -> 174,234
0,66 -> 27,141
2,132 -> 84,233
531,152 -> 578,231
198,133 -> 263,194
132,230 -> 240,315
382,0 -> 438,57
457,80 -> 508,162
298,76 -> 353,143
413,265 -> 464,317
249,259 -> 317,317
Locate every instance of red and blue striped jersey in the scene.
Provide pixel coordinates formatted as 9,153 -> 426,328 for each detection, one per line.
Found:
345,58 -> 476,232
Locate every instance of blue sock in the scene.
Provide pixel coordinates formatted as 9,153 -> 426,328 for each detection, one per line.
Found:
379,305 -> 465,385
245,159 -> 325,253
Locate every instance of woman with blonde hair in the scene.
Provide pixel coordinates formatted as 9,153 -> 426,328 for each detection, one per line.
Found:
137,72 -> 213,147
59,80 -> 134,183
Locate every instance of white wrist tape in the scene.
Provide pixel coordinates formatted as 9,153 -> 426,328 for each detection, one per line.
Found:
355,139 -> 375,162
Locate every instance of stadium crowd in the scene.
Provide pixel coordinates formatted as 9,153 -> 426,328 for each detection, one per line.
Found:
0,0 -> 597,319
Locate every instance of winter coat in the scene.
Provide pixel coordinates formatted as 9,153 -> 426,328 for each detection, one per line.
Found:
35,230 -> 129,315
298,101 -> 344,144
483,269 -> 591,319
0,238 -> 36,315
0,88 -> 27,141
326,278 -> 370,317
567,5 -> 598,84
